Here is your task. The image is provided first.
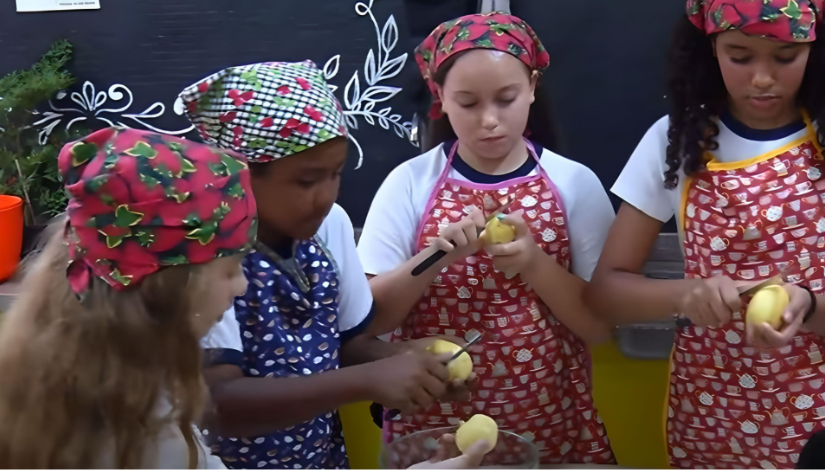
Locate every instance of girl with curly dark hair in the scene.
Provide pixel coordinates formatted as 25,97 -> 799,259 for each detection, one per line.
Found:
588,1 -> 825,468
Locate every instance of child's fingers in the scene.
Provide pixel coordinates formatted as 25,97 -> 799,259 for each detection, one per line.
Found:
451,228 -> 470,248
777,308 -> 806,343
461,222 -> 479,246
745,321 -> 758,347
485,243 -> 518,257
746,322 -> 769,348
502,211 -> 529,238
419,373 -> 447,400
432,237 -> 456,253
410,385 -> 435,409
429,353 -> 453,381
435,434 -> 461,461
490,256 -> 514,274
430,437 -> 450,464
444,380 -> 471,403
439,440 -> 490,469
467,208 -> 487,228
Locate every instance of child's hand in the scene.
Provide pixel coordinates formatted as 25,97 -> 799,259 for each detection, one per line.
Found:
678,277 -> 741,328
747,284 -> 814,348
484,211 -> 543,278
398,338 -> 476,403
370,350 -> 452,415
434,208 -> 486,262
442,377 -> 475,403
407,434 -> 489,469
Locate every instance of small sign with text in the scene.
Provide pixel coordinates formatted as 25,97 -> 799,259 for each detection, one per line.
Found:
17,0 -> 100,12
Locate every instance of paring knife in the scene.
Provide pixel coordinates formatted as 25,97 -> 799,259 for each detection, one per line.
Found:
737,274 -> 785,297
411,198 -> 515,277
676,272 -> 788,327
384,333 -> 484,421
448,331 -> 484,362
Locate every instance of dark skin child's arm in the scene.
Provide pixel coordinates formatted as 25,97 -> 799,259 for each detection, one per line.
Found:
202,342 -> 453,438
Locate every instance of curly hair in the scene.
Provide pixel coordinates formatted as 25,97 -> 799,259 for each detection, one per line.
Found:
664,17 -> 825,189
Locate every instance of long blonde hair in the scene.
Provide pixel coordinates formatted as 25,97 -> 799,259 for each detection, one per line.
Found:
0,229 -> 208,468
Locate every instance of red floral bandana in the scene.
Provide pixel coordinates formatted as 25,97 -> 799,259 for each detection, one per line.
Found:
415,12 -> 550,119
688,0 -> 824,42
58,128 -> 257,296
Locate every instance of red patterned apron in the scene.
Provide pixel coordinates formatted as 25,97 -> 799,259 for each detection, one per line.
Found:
385,140 -> 615,465
673,115 -> 825,469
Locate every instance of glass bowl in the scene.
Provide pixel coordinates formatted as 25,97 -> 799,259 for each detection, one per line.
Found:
379,426 -> 539,469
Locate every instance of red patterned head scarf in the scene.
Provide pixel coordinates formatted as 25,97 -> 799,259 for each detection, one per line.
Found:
415,12 -> 550,119
687,0 -> 824,42
59,128 -> 257,297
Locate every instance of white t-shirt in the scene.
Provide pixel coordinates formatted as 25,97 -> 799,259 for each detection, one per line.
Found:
97,398 -> 225,469
357,143 -> 616,281
201,203 -> 374,355
612,115 -> 811,228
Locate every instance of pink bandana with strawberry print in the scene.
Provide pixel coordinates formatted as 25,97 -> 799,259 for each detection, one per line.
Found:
59,127 -> 257,297
415,12 -> 549,119
688,0 -> 824,42
179,61 -> 347,163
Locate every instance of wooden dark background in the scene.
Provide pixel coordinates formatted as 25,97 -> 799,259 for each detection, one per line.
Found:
1,0 -> 685,230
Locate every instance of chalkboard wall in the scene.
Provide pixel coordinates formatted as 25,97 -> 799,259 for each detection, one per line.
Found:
1,0 -> 686,230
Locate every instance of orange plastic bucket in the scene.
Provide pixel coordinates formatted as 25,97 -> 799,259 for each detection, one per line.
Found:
0,195 -> 24,283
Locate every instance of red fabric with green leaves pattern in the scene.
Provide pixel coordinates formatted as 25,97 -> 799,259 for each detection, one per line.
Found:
414,12 -> 549,119
688,0 -> 824,42
58,127 -> 257,296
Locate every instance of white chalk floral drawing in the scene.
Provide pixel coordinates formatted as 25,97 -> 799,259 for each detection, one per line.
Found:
324,0 -> 415,168
29,0 -> 414,167
31,81 -> 194,145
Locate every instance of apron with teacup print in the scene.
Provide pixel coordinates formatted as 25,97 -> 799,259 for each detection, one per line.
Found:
673,114 -> 825,469
384,140 -> 615,466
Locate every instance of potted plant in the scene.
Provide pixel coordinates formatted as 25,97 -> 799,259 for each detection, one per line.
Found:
0,41 -> 83,282
0,40 -> 81,268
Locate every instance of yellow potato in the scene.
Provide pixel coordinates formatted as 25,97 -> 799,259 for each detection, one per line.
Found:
480,215 -> 515,245
455,414 -> 498,455
746,285 -> 789,330
426,339 -> 473,381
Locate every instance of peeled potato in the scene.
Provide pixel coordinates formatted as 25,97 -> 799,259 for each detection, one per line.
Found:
480,215 -> 516,245
427,339 -> 473,381
746,285 -> 788,330
455,414 -> 498,455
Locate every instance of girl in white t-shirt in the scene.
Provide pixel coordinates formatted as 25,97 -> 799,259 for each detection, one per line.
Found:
588,1 -> 825,468
358,12 -> 616,466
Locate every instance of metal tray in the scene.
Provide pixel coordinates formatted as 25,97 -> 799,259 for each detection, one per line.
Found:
613,320 -> 676,360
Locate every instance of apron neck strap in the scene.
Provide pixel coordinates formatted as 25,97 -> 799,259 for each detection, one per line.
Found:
436,137 -> 549,195
443,138 -> 541,168
801,108 -> 814,128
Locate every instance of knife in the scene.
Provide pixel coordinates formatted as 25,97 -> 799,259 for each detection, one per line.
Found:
676,272 -> 788,327
447,331 -> 484,362
737,275 -> 785,297
384,333 -> 484,421
411,198 -> 515,277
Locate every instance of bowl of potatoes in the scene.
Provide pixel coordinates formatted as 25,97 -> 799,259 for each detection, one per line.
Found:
380,416 -> 538,469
